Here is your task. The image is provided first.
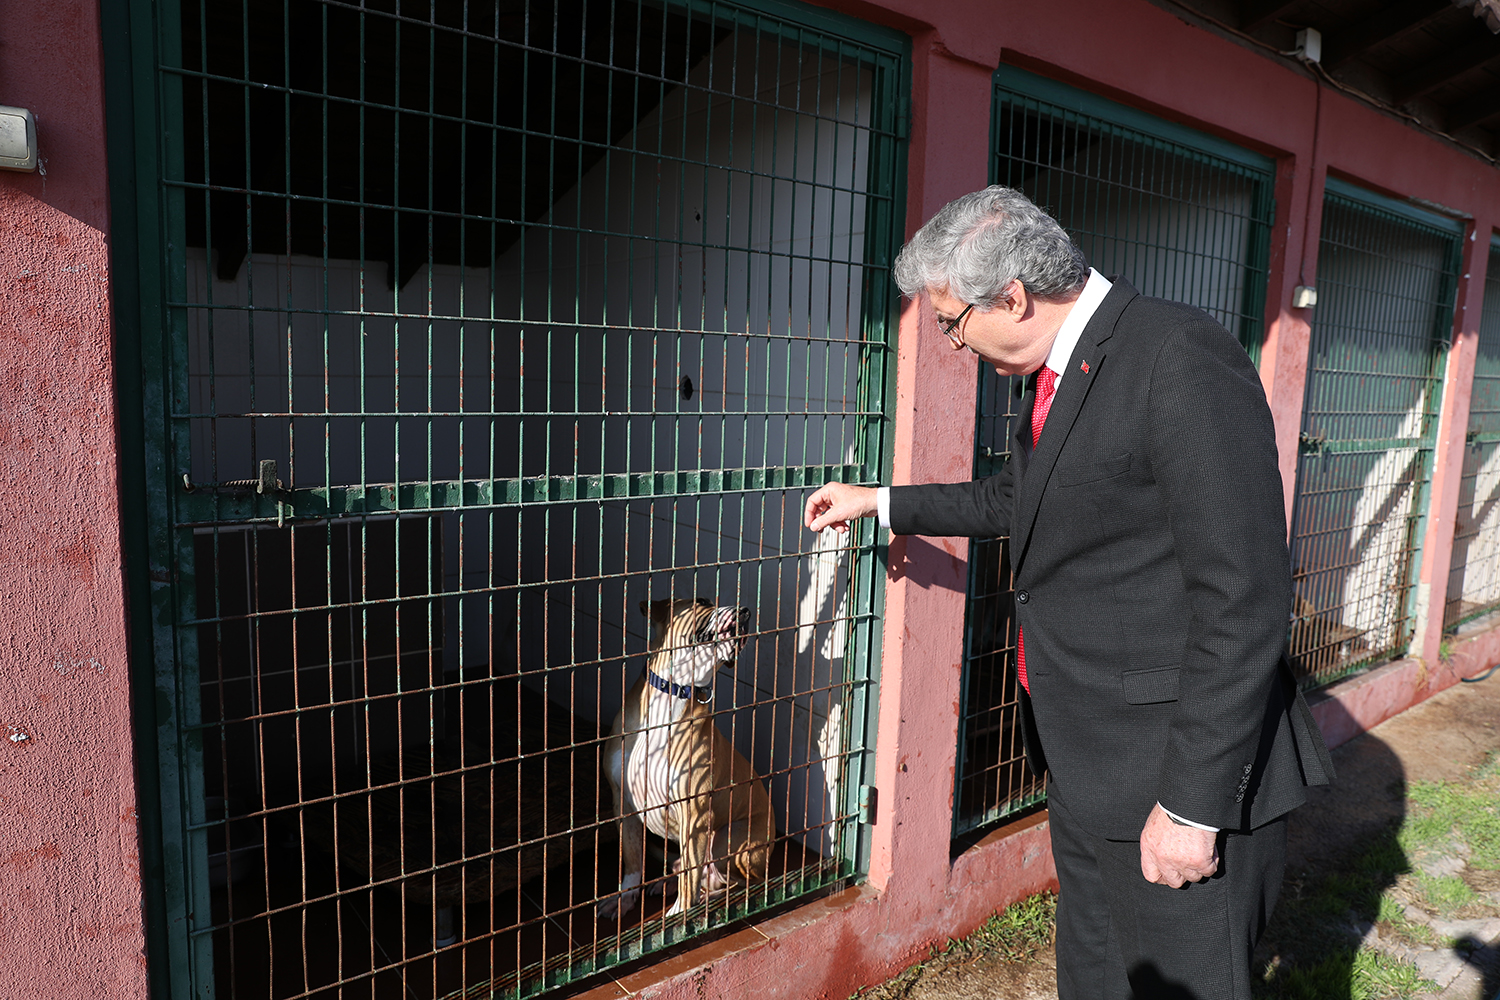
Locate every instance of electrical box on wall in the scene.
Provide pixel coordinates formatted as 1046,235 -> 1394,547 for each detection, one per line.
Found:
0,106 -> 38,172
1295,27 -> 1322,63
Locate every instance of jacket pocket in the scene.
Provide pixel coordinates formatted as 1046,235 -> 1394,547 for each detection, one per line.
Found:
1055,452 -> 1132,487
1122,665 -> 1179,704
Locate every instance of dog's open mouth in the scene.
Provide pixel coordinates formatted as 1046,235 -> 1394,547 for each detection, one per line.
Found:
695,606 -> 752,649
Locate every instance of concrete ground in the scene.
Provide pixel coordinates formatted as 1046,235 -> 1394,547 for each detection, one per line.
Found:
854,668 -> 1500,1000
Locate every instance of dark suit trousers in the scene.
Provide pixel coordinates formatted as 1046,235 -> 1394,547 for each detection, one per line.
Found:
1047,782 -> 1286,1000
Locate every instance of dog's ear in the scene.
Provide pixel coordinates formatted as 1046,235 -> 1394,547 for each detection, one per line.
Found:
641,599 -> 675,651
638,600 -> 650,618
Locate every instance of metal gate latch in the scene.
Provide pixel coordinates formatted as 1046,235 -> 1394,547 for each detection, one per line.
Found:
181,459 -> 287,495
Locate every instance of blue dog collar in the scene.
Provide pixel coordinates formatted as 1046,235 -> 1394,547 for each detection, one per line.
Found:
646,666 -> 712,703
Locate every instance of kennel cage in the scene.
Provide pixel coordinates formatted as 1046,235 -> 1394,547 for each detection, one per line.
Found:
954,67 -> 1276,836
1288,179 -> 1462,689
1445,238 -> 1500,632
118,0 -> 907,995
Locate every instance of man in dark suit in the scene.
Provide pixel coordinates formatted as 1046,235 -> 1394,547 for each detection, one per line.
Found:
804,186 -> 1331,999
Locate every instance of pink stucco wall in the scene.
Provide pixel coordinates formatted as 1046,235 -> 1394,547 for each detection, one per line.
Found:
0,0 -> 148,995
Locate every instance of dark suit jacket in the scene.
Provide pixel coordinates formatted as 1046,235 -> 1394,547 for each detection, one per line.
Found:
891,279 -> 1332,839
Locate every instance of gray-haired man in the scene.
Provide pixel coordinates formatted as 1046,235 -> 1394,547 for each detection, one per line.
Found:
805,186 -> 1331,999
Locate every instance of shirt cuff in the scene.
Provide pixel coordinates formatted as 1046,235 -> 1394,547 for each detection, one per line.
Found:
876,486 -> 891,529
1159,803 -> 1219,832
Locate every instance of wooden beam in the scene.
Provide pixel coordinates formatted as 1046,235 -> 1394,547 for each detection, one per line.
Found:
1393,35 -> 1500,103
1241,0 -> 1302,32
1323,0 -> 1452,68
1446,83 -> 1500,130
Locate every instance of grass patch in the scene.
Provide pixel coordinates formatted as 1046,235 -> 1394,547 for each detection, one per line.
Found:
1415,872 -> 1477,914
848,893 -> 1057,1000
938,891 -> 1057,964
1404,778 -> 1500,869
1374,892 -> 1439,948
1260,949 -> 1435,1000
1348,950 -> 1435,1000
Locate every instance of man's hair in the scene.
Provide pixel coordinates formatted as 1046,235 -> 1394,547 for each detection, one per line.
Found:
892,185 -> 1089,308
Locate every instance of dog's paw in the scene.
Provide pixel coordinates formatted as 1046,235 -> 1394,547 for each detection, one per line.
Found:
596,889 -> 640,919
596,874 -> 642,919
701,862 -> 727,894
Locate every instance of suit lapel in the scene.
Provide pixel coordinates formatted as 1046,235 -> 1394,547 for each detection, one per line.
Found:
1011,280 -> 1140,572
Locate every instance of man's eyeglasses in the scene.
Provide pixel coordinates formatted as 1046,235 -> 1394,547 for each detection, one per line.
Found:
939,303 -> 974,347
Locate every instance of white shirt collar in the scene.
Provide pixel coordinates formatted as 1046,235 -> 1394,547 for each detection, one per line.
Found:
1043,268 -> 1112,384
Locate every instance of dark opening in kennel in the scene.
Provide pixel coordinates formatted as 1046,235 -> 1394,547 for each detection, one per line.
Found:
128,0 -> 907,994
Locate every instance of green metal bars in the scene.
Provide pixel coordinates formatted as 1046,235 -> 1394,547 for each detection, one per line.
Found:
954,68 -> 1276,835
1288,179 -> 1462,687
1445,237 -> 1500,632
123,0 -> 907,995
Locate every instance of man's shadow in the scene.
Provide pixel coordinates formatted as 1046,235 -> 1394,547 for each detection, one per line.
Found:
1256,696 -> 1412,997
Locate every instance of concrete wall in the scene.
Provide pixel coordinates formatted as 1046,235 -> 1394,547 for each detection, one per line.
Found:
3,0 -> 1499,997
0,0 -> 149,995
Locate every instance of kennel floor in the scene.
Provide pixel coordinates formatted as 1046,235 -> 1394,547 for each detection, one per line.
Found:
210,836 -> 827,999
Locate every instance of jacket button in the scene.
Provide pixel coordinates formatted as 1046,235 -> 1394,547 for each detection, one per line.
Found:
1016,590 -> 1030,604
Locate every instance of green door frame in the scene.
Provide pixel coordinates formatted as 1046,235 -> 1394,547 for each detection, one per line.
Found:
103,0 -> 909,993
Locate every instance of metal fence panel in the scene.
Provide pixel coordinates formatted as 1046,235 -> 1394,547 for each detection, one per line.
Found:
1288,179 -> 1461,687
957,68 -> 1275,836
128,0 -> 906,995
1445,238 -> 1500,631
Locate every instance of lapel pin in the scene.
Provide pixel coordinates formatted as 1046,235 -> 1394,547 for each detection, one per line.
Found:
1080,360 -> 1090,374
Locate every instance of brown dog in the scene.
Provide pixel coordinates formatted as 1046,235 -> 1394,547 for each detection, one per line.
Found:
597,599 -> 775,919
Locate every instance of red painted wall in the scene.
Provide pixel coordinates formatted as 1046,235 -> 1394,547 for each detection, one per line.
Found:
0,0 -> 148,995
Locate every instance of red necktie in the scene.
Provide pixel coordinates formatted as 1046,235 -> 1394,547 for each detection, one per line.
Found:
1016,366 -> 1058,695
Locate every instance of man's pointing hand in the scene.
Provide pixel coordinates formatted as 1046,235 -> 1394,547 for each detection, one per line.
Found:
804,483 -> 878,533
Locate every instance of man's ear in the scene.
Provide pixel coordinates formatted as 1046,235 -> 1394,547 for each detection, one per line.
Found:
997,280 -> 1028,320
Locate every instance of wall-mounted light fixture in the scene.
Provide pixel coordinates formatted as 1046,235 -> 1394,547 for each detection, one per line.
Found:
0,106 -> 38,172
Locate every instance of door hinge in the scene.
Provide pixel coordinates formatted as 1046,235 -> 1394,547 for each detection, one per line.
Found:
858,784 -> 877,825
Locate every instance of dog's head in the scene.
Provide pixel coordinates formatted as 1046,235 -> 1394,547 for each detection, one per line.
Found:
639,598 -> 752,688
